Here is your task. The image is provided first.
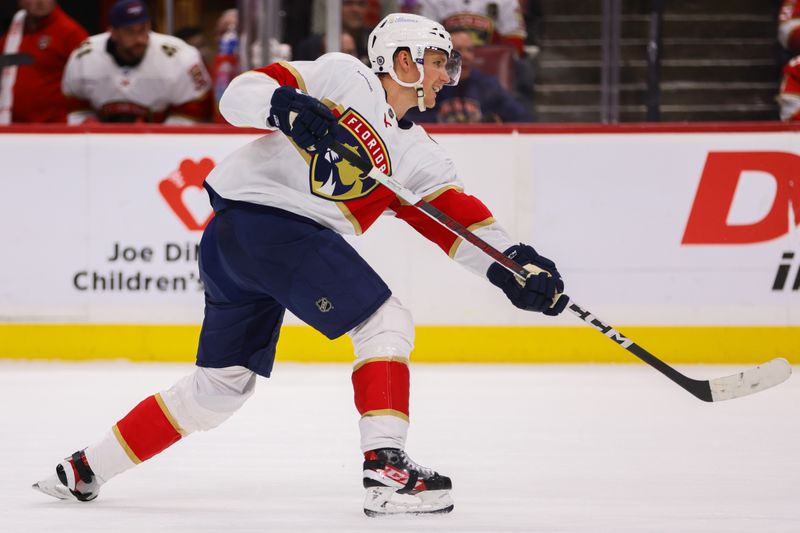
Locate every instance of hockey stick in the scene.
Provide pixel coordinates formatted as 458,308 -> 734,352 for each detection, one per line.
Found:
324,138 -> 791,402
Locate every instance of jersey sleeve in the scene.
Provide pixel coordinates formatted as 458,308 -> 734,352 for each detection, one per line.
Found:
387,131 -> 514,277
219,54 -> 355,130
165,46 -> 212,123
61,41 -> 97,124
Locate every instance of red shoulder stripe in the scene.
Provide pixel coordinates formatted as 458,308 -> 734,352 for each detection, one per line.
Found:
253,62 -> 304,90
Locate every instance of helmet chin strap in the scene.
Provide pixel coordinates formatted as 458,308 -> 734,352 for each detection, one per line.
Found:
389,66 -> 427,112
415,86 -> 426,112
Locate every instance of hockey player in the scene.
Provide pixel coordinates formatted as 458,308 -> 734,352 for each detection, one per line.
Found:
61,0 -> 212,124
33,13 -> 567,516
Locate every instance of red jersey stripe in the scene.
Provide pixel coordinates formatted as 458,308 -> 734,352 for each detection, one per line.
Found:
339,185 -> 396,234
390,188 -> 494,255
253,61 -> 306,91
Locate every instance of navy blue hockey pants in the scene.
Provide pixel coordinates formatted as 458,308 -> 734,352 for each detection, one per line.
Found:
195,184 -> 391,377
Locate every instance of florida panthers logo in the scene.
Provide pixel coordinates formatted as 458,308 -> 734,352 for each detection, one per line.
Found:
309,108 -> 391,201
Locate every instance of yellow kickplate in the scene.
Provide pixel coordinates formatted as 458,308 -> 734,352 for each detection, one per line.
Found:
0,324 -> 797,364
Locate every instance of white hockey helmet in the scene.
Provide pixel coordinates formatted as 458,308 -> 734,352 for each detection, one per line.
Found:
368,13 -> 462,111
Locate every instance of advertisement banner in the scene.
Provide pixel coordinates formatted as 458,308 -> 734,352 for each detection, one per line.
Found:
0,127 -> 798,362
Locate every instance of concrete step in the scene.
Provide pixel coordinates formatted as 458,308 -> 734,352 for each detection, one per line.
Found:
541,14 -> 776,41
656,106 -> 779,121
538,0 -> 647,16
662,0 -> 781,15
532,0 -> 783,122
534,82 -> 779,107
534,105 -> 778,123
535,59 -> 780,84
537,38 -> 777,61
537,0 -> 777,17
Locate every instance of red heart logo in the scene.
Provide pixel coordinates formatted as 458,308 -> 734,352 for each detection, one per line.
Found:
159,158 -> 215,231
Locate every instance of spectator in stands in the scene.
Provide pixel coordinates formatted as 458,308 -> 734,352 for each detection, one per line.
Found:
522,0 -> 543,54
340,32 -> 357,57
212,8 -> 290,71
211,9 -> 239,120
215,8 -> 238,47
778,55 -> 800,121
419,0 -> 527,55
418,0 -> 536,117
295,0 -> 371,64
61,0 -> 212,124
405,30 -> 531,123
174,25 -> 213,67
0,0 -> 88,123
779,0 -> 800,57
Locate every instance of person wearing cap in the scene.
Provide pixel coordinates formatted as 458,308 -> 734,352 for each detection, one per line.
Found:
0,0 -> 88,123
61,0 -> 212,123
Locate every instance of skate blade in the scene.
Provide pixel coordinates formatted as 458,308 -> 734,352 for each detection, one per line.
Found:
32,476 -> 73,501
363,487 -> 454,517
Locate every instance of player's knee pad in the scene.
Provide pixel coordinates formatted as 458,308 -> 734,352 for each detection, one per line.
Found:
349,296 -> 415,361
160,366 -> 256,433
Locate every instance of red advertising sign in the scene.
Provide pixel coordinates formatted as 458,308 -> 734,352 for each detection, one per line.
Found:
683,151 -> 800,244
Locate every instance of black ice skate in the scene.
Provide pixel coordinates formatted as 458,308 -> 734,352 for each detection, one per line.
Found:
362,448 -> 453,516
32,450 -> 101,502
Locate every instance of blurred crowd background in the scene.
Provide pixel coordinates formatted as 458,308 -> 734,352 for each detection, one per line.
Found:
1,0 -> 799,125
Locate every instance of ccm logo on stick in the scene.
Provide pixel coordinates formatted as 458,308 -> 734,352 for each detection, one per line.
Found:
682,151 -> 800,245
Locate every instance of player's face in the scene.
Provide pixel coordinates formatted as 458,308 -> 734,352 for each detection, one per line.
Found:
342,0 -> 366,32
111,21 -> 151,62
18,0 -> 55,18
421,50 -> 451,109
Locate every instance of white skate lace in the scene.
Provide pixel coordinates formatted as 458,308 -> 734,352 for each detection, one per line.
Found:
397,451 -> 435,478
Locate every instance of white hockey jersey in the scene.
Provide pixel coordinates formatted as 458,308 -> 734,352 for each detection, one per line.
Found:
62,32 -> 211,124
209,53 -> 514,277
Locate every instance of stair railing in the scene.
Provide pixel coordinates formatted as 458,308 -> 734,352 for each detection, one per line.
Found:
646,0 -> 665,121
601,0 -> 622,123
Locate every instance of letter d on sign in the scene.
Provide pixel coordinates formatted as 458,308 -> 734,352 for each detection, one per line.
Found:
682,152 -> 800,244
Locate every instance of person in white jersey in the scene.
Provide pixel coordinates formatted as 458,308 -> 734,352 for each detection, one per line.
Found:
61,0 -> 211,124
34,13 -> 568,517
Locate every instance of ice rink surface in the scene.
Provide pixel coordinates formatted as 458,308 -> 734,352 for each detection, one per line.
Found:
1,360 -> 798,533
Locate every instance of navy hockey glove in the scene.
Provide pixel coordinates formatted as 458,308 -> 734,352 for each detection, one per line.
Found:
487,244 -> 569,316
267,86 -> 340,153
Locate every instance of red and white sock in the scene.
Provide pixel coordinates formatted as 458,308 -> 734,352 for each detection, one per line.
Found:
85,393 -> 186,482
352,357 -> 410,452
